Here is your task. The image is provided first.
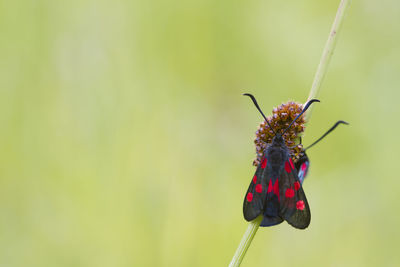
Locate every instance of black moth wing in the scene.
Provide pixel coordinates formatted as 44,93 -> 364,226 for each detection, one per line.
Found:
295,152 -> 310,184
279,157 -> 311,229
243,157 -> 270,221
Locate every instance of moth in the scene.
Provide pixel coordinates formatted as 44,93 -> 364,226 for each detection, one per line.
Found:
243,94 -> 348,229
242,93 -> 319,229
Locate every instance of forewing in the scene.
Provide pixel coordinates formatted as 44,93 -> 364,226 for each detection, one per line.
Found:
243,157 -> 270,221
279,157 -> 311,229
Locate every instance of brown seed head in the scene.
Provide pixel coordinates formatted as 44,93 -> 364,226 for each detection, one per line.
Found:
253,101 -> 306,166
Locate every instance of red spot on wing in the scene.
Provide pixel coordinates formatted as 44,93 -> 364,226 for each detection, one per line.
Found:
285,161 -> 292,173
285,188 -> 295,198
296,200 -> 305,210
253,175 -> 257,184
289,158 -> 294,169
267,180 -> 280,200
294,181 -> 301,190
301,162 -> 307,171
273,180 -> 280,200
267,181 -> 273,193
255,184 -> 262,193
261,158 -> 267,169
246,193 -> 253,202
267,180 -> 280,199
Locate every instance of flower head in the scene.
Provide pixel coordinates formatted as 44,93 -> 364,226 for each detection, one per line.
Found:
253,101 -> 306,166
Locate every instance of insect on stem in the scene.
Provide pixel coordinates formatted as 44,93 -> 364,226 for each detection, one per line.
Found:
231,1 -> 351,266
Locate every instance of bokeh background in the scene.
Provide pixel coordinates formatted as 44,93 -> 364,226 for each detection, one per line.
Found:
1,0 -> 399,266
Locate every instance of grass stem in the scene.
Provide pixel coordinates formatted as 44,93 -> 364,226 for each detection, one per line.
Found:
230,1 -> 351,266
305,0 -> 351,121
229,216 -> 262,267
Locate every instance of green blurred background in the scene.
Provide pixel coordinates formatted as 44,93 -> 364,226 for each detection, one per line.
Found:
1,0 -> 399,266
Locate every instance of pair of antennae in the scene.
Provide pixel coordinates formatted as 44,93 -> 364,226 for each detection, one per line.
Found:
243,93 -> 320,136
243,93 -> 348,149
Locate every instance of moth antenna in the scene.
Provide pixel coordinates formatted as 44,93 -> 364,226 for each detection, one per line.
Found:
282,99 -> 320,135
243,93 -> 276,135
305,120 -> 349,150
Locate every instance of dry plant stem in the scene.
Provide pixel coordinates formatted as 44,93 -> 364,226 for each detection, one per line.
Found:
229,1 -> 351,266
305,0 -> 351,121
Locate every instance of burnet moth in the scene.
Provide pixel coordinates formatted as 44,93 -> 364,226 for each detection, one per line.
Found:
243,94 -> 348,229
295,120 -> 349,184
242,94 -> 319,229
